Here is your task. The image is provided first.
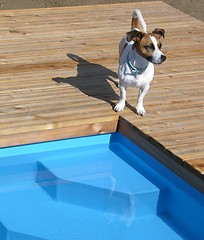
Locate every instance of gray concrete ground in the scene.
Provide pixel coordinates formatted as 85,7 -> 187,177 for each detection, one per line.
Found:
0,0 -> 203,22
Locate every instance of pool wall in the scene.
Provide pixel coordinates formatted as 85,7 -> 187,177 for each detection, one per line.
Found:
110,133 -> 204,239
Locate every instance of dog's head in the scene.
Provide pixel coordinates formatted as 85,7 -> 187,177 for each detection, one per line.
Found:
126,28 -> 166,64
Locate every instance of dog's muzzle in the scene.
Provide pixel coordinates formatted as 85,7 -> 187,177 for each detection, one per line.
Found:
148,54 -> 166,64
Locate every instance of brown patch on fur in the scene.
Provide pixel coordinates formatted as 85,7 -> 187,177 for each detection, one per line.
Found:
126,29 -> 164,60
152,28 -> 165,39
131,18 -> 140,30
126,29 -> 145,42
133,34 -> 156,60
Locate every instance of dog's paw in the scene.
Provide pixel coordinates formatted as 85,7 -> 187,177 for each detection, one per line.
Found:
136,106 -> 146,116
114,101 -> 125,112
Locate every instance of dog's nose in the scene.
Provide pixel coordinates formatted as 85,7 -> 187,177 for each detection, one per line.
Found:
161,55 -> 166,62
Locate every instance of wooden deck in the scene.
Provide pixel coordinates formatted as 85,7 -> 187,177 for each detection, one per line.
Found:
0,2 -> 204,191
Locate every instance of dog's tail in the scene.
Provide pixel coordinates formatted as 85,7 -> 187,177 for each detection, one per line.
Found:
131,9 -> 147,33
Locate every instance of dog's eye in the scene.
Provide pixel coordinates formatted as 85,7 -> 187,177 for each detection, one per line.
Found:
145,44 -> 154,51
145,45 -> 151,49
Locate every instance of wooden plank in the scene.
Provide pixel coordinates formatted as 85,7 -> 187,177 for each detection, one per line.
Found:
0,120 -> 118,148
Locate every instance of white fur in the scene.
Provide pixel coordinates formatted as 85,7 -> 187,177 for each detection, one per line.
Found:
115,40 -> 154,116
114,10 -> 165,116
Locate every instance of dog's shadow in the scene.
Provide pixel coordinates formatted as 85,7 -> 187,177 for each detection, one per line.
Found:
52,54 -> 119,108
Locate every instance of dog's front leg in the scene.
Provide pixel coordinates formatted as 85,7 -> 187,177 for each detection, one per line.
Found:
136,85 -> 150,116
114,85 -> 126,112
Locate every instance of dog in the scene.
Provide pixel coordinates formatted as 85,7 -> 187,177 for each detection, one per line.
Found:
114,9 -> 166,116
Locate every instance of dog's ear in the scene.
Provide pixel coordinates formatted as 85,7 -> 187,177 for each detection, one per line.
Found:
126,29 -> 145,42
152,28 -> 165,39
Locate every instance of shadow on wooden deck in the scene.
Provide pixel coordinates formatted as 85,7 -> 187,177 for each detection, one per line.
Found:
52,53 -> 136,113
53,53 -> 118,107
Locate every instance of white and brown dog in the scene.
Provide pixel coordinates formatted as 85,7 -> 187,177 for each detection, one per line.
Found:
114,9 -> 166,116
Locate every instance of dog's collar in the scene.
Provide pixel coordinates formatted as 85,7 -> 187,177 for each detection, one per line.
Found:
127,52 -> 148,75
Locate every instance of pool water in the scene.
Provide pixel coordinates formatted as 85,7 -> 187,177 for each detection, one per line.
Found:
0,132 -> 203,240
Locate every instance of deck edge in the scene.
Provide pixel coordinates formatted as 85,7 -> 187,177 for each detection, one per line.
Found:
117,116 -> 204,193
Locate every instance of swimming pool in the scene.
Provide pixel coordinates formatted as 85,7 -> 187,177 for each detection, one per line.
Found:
0,132 -> 203,239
